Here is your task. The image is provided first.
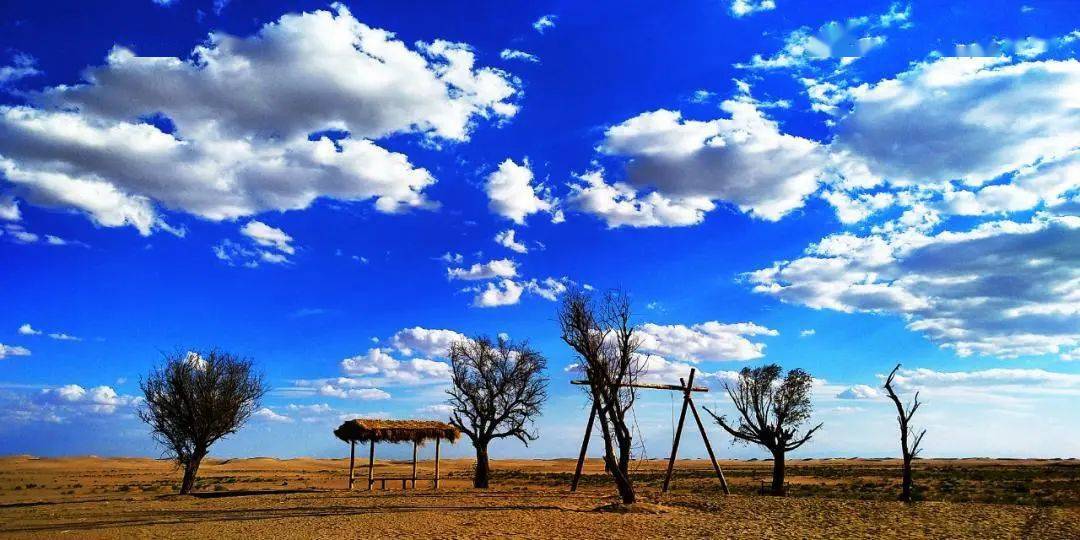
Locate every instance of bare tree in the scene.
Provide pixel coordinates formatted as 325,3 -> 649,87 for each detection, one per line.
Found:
883,364 -> 926,502
139,350 -> 266,494
447,335 -> 548,489
558,290 -> 644,504
705,364 -> 821,496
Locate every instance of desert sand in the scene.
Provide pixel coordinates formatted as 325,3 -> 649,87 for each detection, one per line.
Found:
0,455 -> 1077,538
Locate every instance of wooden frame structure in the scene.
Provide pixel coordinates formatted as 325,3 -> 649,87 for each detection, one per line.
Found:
333,419 -> 460,491
569,368 -> 729,494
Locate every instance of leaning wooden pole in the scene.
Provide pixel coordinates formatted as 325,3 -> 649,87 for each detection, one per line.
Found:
348,440 -> 356,490
411,441 -> 418,489
570,403 -> 598,492
662,369 -> 696,492
688,397 -> 729,494
434,436 -> 441,490
367,440 -> 375,491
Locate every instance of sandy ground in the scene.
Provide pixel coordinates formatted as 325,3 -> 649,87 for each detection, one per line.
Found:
0,455 -> 1077,539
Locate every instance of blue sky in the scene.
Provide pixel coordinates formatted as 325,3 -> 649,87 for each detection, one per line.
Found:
1,0 -> 1078,460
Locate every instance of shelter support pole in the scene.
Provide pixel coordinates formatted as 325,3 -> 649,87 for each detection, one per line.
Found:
662,368 -> 696,492
570,402 -> 597,492
368,440 -> 375,491
348,441 -> 356,490
689,397 -> 730,494
434,437 -> 441,490
411,441 -> 418,489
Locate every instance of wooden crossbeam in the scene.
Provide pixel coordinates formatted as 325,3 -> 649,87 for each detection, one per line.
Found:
570,380 -> 709,392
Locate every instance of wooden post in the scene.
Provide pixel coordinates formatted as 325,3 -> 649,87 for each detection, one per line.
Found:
348,440 -> 356,490
368,440 -> 375,491
570,402 -> 597,492
411,441 -> 418,489
688,397 -> 730,494
662,369 -> 696,492
434,436 -> 441,490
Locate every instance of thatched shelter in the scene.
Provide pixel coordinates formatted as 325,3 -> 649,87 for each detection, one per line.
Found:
334,419 -> 460,491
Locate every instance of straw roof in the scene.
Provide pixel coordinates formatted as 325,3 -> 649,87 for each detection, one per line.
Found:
334,419 -> 461,444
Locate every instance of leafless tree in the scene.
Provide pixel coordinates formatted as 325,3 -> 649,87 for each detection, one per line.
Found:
558,290 -> 644,504
705,364 -> 821,496
447,336 -> 548,489
883,363 -> 926,502
139,350 -> 266,494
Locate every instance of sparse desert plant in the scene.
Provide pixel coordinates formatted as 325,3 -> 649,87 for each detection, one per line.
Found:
883,363 -> 926,502
139,349 -> 266,495
447,335 -> 549,488
557,289 -> 644,504
705,364 -> 822,496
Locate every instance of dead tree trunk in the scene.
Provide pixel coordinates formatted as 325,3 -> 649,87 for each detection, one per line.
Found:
884,364 -> 926,503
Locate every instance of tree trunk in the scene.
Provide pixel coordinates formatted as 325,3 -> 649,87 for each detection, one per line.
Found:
900,455 -> 913,502
179,450 -> 206,495
474,443 -> 490,489
771,449 -> 786,496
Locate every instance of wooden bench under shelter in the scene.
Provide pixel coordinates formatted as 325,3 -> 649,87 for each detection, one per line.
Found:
334,419 -> 460,491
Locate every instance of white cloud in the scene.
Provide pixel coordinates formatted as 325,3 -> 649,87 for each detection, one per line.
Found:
729,0 -> 775,18
485,158 -> 558,224
241,221 -> 295,255
253,407 -> 294,423
500,49 -> 539,63
340,347 -> 452,386
567,168 -> 715,228
836,384 -> 880,399
740,3 -> 910,70
533,14 -> 557,34
832,58 -> 1080,192
597,97 -> 825,222
447,258 -> 518,281
0,52 -> 39,86
39,384 -> 135,414
0,195 -> 19,221
417,403 -> 454,417
390,327 -> 466,357
800,329 -> 816,337
638,321 -> 778,362
0,343 -> 31,359
215,221 -> 298,267
0,6 -> 518,234
751,213 -> 1080,358
18,323 -> 40,335
438,252 -> 464,264
889,367 -> 1080,392
471,279 -> 524,307
494,229 -> 528,253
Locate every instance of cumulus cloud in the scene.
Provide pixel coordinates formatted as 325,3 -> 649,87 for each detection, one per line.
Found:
241,221 -> 295,255
597,97 -> 825,222
831,58 -> 1080,191
0,6 -> 518,234
0,343 -> 31,359
638,321 -> 778,362
484,158 -> 559,224
836,384 -> 880,399
729,0 -> 775,18
447,258 -> 518,280
750,213 -> 1080,358
17,323 -> 40,336
19,323 -> 81,341
494,229 -> 528,253
471,279 -> 524,307
390,327 -> 466,357
340,348 -> 452,386
567,169 -> 715,228
0,195 -> 20,221
39,384 -> 136,414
